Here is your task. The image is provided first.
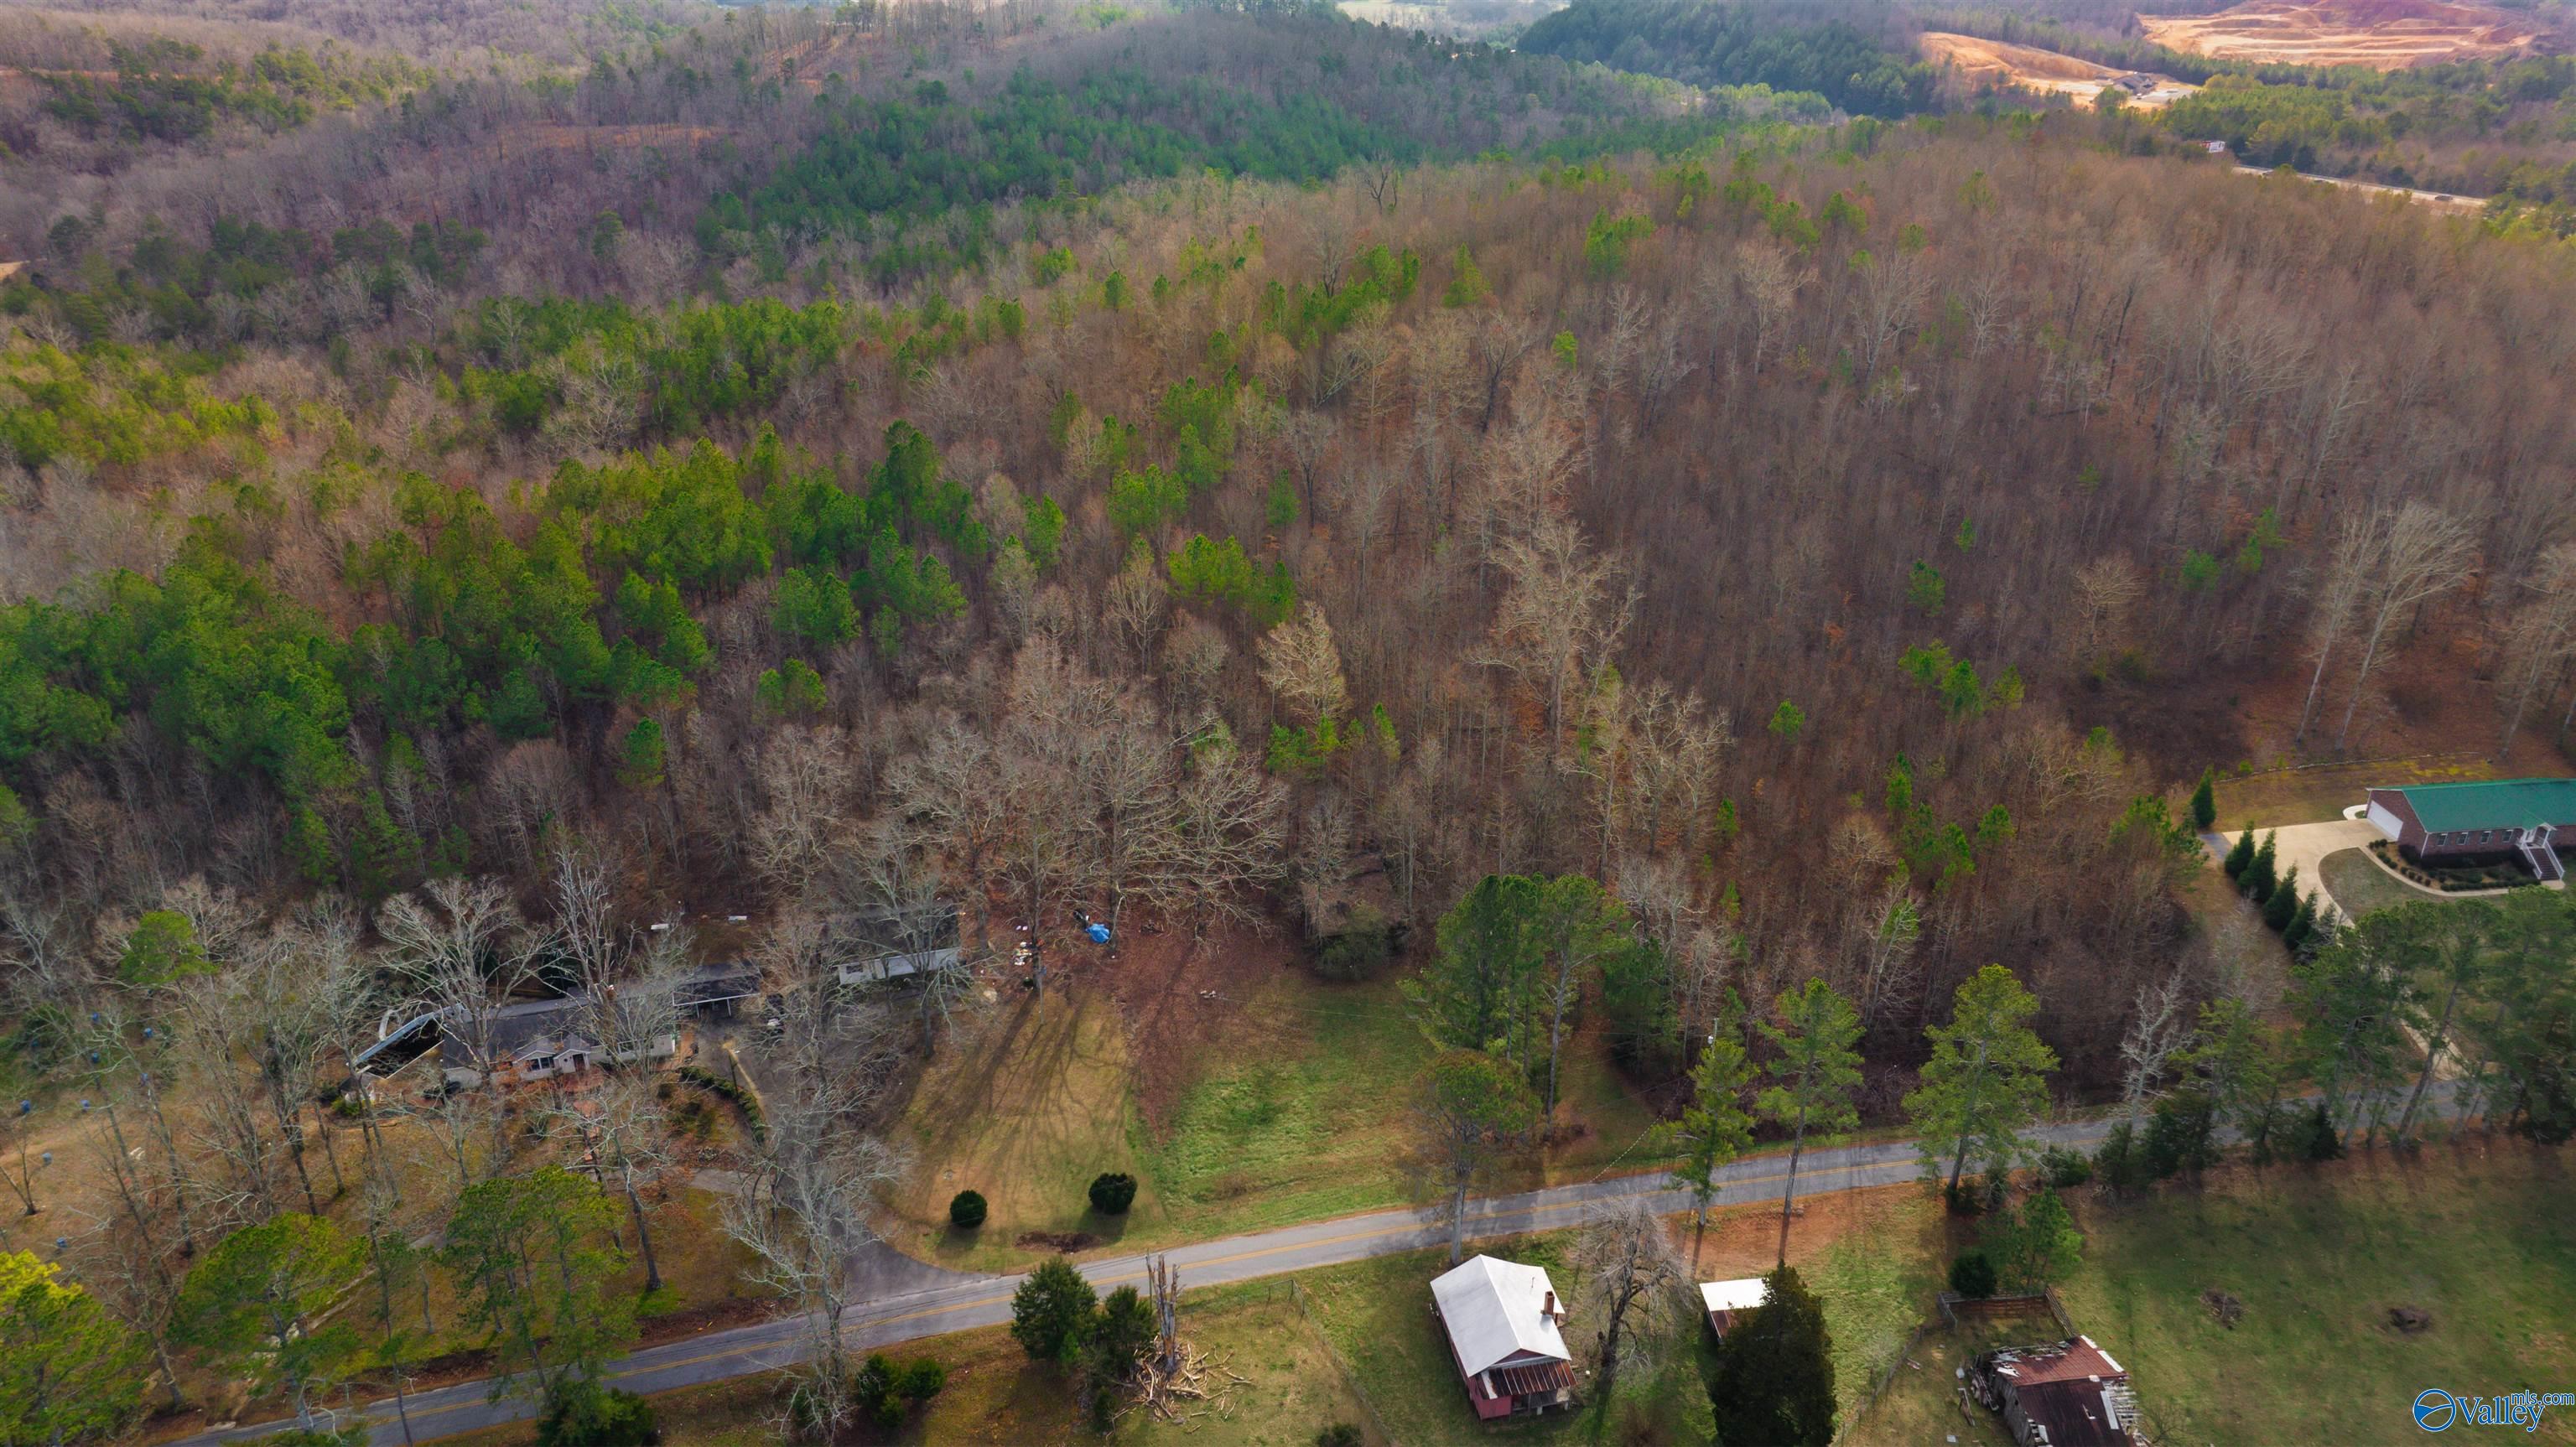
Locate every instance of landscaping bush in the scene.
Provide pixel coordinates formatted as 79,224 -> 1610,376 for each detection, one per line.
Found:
1948,1249 -> 1997,1299
949,1189 -> 987,1230
535,1381 -> 661,1447
2038,1144 -> 2094,1189
853,1352 -> 947,1429
1088,1171 -> 1138,1215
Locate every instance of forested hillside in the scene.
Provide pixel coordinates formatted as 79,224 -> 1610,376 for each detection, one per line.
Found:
1529,0 -> 2576,230
1522,0 -> 1940,117
4,0 -> 2576,1434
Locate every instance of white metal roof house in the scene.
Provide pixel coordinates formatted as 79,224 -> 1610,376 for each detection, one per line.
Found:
1428,1254 -> 1578,1422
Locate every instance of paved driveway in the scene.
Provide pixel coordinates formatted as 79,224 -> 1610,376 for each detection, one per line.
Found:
2204,817 -> 2381,924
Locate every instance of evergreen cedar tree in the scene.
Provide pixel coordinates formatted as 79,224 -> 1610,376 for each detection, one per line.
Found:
2189,771 -> 2218,832
2224,828 -> 2256,881
1012,1258 -> 1098,1366
1706,1264 -> 1837,1447
949,1190 -> 988,1229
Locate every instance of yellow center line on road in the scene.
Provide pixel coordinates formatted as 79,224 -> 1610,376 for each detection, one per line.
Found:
348,1156 -> 1942,1437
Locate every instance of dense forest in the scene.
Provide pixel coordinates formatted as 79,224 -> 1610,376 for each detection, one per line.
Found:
4,0 -> 2576,1434
1522,0 -> 1940,117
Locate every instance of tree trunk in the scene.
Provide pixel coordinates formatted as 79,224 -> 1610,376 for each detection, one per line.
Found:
626,1170 -> 663,1294
1448,1171 -> 1469,1265
1776,1097 -> 1810,1267
2397,971 -> 2464,1145
2335,605 -> 2400,752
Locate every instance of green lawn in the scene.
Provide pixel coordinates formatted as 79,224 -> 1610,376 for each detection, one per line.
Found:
1846,1143 -> 2576,1445
2058,1142 -> 2575,1445
894,970 -> 1679,1273
2317,845 -> 2445,918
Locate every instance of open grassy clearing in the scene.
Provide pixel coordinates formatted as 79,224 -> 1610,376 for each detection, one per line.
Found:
2052,1141 -> 2576,1446
890,969 -> 1677,1273
1852,1139 -> 2576,1445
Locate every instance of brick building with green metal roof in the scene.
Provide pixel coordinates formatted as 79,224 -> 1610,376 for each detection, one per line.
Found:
2364,778 -> 2575,883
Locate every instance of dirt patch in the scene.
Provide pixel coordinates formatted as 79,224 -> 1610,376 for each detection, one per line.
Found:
1920,33 -> 2198,107
1095,917 -> 1303,1134
2389,1303 -> 2435,1334
1015,1229 -> 1098,1253
2203,1287 -> 2246,1327
1685,1180 -> 1941,1281
2139,0 -> 2542,70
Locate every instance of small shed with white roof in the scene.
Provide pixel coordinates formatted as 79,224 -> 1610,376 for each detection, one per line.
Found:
1699,1276 -> 1770,1339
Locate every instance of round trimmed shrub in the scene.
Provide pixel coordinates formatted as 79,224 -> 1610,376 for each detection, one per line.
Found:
948,1190 -> 987,1230
1088,1171 -> 1138,1216
1948,1249 -> 1997,1299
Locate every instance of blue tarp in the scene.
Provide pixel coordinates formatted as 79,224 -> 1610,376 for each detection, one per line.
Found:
1086,922 -> 1112,944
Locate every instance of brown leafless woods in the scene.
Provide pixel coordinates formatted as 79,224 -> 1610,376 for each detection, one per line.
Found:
8,70 -> 2576,1124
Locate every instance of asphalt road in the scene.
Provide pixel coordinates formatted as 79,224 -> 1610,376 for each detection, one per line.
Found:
183,1116 -> 2133,1446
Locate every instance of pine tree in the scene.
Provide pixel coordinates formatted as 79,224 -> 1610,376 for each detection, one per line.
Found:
2189,770 -> 2218,832
1756,979 -> 1864,1266
1666,1033 -> 1757,1268
2244,831 -> 2278,904
1441,245 -> 1491,308
1904,966 -> 2059,1195
2262,864 -> 2303,931
1706,1264 -> 1836,1447
2223,827 -> 2255,880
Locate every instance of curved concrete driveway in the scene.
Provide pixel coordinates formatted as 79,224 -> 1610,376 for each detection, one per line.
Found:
2205,817 -> 2380,924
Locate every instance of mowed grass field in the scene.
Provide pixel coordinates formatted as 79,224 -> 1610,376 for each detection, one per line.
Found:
889,970 -> 1674,1273
1854,1140 -> 2576,1445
